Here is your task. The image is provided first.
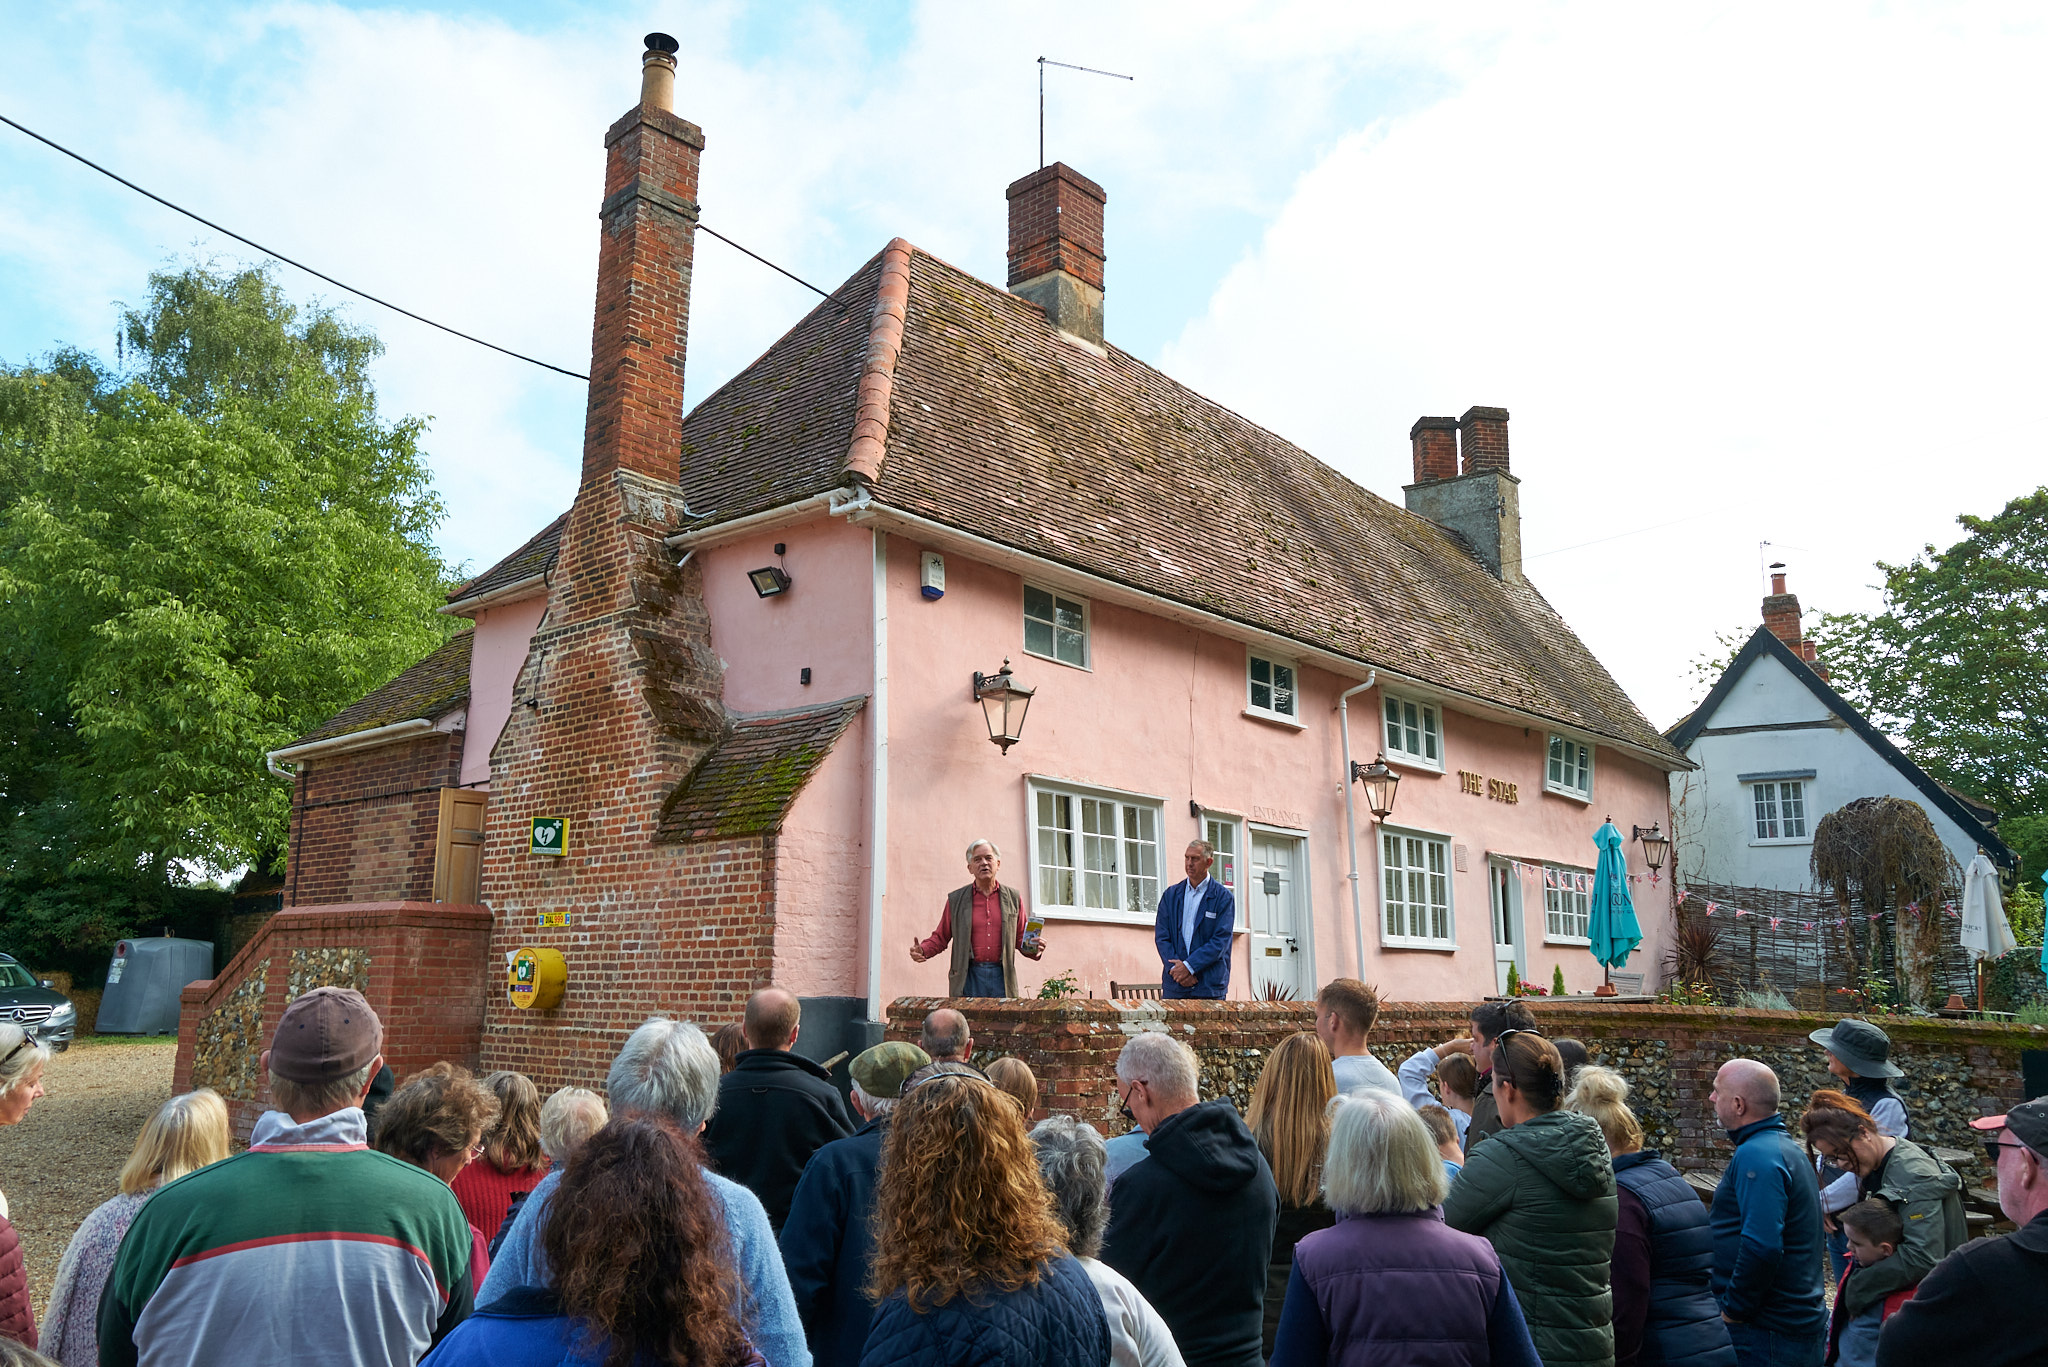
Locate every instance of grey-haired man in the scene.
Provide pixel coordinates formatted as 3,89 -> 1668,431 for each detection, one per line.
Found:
910,839 -> 1043,997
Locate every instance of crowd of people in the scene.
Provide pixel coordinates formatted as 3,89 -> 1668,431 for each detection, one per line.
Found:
0,975 -> 2041,1366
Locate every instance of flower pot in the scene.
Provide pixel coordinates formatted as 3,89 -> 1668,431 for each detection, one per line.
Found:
1945,993 -> 1967,1011
1594,983 -> 1619,997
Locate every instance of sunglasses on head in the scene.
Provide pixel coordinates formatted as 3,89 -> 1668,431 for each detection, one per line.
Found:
1491,1027 -> 1545,1047
0,1030 -> 39,1069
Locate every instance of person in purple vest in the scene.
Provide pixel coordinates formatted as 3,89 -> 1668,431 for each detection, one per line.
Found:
1270,1088 -> 1541,1367
1155,840 -> 1235,999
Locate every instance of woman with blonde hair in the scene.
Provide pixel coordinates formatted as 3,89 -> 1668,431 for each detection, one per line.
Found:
863,1071 -> 1109,1367
450,1071 -> 549,1244
1566,1066 -> 1733,1367
0,1024 -> 51,1348
1270,1090 -> 1540,1367
41,1088 -> 231,1365
986,1057 -> 1040,1117
1246,1031 -> 1336,1359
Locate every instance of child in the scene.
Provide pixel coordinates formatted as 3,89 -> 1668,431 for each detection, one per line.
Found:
1397,1045 -> 1478,1144
1827,1197 -> 1915,1367
1417,1103 -> 1464,1182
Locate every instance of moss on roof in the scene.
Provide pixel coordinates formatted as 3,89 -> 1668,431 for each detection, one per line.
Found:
290,630 -> 472,747
657,696 -> 867,842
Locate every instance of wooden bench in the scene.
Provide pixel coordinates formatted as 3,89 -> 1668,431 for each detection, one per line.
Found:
1683,1169 -> 1722,1206
1109,981 -> 1162,1001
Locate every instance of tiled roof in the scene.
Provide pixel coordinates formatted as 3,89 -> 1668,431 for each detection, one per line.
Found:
657,697 -> 867,842
289,630 -> 472,747
446,513 -> 567,607
677,246 -> 1683,764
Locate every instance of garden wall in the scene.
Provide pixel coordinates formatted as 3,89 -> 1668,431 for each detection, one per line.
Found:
887,997 -> 2044,1189
174,901 -> 493,1139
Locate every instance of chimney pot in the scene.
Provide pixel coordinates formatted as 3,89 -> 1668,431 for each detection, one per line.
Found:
1409,416 -> 1458,483
641,33 -> 679,112
1006,163 -> 1107,348
1458,406 -> 1510,474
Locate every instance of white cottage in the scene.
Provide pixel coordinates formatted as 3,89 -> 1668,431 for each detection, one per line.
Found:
1669,571 -> 2016,890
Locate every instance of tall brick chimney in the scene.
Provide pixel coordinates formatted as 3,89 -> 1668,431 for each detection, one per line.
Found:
1410,417 -> 1458,483
581,33 -> 704,486
1761,563 -> 1829,677
1007,163 -> 1107,349
1405,406 -> 1522,583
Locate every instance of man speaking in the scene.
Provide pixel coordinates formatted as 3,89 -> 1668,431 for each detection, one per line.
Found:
910,839 -> 1043,998
1156,839 -> 1234,999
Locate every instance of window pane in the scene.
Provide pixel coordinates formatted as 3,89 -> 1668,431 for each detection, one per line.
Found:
1037,793 -> 1075,907
1056,626 -> 1086,665
1783,783 -> 1807,838
1251,658 -> 1271,687
1273,664 -> 1296,717
1025,585 -> 1055,620
1251,677 -> 1271,710
1124,805 -> 1160,916
1754,784 -> 1778,840
1081,798 -> 1118,909
1025,618 -> 1054,657
1054,596 -> 1085,632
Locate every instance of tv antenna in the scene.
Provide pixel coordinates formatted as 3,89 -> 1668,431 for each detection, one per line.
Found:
1038,57 -> 1134,168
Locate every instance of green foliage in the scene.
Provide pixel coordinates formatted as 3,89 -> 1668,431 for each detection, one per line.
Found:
2009,882 -> 2045,950
1737,987 -> 1793,1011
1036,968 -> 1081,1001
1811,489 -> 2048,882
1552,963 -> 1568,997
2014,1001 -> 2048,1027
0,263 -> 454,956
1660,978 -> 1718,1006
1505,962 -> 1521,995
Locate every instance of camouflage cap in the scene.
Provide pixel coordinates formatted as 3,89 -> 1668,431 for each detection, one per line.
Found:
851,1041 -> 930,1100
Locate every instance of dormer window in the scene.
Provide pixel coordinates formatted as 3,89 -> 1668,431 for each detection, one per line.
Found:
1546,734 -> 1593,800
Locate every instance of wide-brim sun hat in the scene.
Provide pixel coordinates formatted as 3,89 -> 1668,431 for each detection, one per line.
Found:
1808,1017 -> 1903,1079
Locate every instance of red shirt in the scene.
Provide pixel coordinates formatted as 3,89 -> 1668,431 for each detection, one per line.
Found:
919,883 -> 1027,963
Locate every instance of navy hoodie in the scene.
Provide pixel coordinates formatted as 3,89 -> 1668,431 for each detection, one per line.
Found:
1101,1099 -> 1280,1367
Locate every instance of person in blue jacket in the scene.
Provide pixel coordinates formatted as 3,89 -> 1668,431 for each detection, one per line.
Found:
1155,840 -> 1235,999
1706,1059 -> 1827,1367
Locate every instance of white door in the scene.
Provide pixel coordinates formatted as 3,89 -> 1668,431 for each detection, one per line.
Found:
1249,832 -> 1306,1000
1490,860 -> 1523,994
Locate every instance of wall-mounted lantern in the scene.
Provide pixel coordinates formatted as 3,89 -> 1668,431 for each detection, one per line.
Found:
749,543 -> 793,598
972,659 -> 1035,754
1350,752 -> 1401,821
1632,823 -> 1670,872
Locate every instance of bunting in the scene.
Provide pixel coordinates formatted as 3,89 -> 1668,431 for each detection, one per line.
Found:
1670,888 -> 1961,938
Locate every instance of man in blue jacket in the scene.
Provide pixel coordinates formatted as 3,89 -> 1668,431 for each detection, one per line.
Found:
1155,839 -> 1235,998
1708,1058 -> 1827,1367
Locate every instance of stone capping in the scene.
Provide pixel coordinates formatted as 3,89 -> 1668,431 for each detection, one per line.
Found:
885,996 -> 2043,1184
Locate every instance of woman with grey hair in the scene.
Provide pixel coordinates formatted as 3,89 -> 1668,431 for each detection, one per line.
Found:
1030,1116 -> 1184,1367
1269,1090 -> 1541,1367
0,1023 -> 51,1348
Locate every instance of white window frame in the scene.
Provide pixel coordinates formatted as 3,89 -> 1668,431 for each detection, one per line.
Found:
1743,772 -> 1814,845
1027,777 -> 1165,926
1543,864 -> 1593,945
1378,823 -> 1456,951
1245,651 -> 1302,727
1545,733 -> 1594,801
1381,691 -> 1444,771
1022,582 -> 1091,670
1203,813 -> 1244,904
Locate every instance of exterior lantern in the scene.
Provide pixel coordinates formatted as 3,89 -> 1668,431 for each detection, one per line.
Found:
1350,752 -> 1401,821
1633,823 -> 1670,872
972,659 -> 1034,754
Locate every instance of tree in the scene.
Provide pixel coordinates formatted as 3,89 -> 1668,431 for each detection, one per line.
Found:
0,264 -> 454,969
1814,490 -> 2048,882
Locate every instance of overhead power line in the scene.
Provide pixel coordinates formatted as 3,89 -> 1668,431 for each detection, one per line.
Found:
2,111 -> 844,379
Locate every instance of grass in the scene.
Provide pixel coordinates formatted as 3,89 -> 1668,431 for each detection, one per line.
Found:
66,1032 -> 179,1049
2014,1001 -> 2048,1027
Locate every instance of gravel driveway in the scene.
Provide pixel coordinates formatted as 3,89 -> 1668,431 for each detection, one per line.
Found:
4,1038 -> 177,1315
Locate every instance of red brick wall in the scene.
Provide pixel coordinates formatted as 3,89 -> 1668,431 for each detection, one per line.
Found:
1006,163 -> 1107,290
285,732 -> 464,907
175,901 -> 492,1140
887,997 -> 2035,1187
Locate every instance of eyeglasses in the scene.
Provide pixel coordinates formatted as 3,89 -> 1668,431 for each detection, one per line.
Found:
1985,1138 -> 2031,1165
1117,1078 -> 1147,1125
467,1139 -> 486,1161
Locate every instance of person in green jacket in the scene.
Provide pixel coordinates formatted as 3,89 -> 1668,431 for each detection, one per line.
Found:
1444,1030 -> 1618,1367
1799,1090 -> 1965,1319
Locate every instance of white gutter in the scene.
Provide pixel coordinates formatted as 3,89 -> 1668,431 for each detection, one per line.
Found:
843,502 -> 1691,773
265,719 -> 435,780
441,572 -> 547,618
865,529 -> 889,1023
662,491 -> 840,552
1337,671 -> 1378,978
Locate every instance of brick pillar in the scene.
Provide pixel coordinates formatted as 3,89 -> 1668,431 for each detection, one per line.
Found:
1763,568 -> 1803,652
1006,163 -> 1107,347
580,35 -> 704,488
1459,406 -> 1510,473
1410,416 -> 1458,483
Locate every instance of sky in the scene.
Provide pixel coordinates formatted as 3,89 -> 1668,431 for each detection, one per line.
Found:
4,1 -> 2044,730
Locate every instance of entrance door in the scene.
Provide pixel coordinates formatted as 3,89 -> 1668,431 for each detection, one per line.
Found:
1249,832 -> 1306,1000
1489,860 -> 1523,994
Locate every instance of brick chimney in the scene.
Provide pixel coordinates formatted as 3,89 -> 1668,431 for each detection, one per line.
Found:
1404,405 -> 1522,583
1410,417 -> 1458,483
1762,564 -> 1828,677
581,33 -> 704,486
1007,163 -> 1106,349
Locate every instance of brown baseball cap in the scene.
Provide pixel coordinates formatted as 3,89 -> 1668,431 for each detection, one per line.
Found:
268,987 -> 383,1083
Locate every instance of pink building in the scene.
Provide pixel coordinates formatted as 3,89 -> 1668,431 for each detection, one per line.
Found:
268,41 -> 1687,1076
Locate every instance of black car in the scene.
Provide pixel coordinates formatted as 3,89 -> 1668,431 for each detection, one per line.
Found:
0,954 -> 76,1050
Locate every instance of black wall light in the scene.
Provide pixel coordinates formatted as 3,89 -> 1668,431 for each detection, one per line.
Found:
749,543 -> 792,598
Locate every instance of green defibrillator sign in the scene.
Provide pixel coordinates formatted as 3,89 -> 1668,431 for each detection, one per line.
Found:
530,816 -> 568,856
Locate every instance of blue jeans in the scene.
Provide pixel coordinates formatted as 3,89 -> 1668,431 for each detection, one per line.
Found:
1726,1321 -> 1824,1367
1826,1224 -> 1851,1285
961,961 -> 1006,998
